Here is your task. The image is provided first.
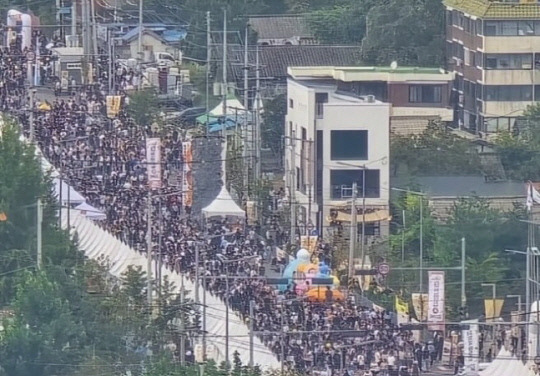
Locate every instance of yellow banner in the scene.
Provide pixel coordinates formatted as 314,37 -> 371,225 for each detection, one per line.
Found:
411,293 -> 429,322
484,299 -> 504,322
106,95 -> 122,118
395,296 -> 409,315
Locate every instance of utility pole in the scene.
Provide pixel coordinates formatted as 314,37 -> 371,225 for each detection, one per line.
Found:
137,0 -> 143,89
461,237 -> 467,309
290,129 -> 296,245
243,26 -> 250,190
419,195 -> 424,292
348,182 -> 357,283
205,11 -> 211,136
180,283 -> 186,365
146,190 -> 153,310
81,0 -> 87,56
254,45 -> 261,182
360,167 -> 366,272
108,29 -> 113,93
37,198 -> 42,269
90,0 -> 98,77
222,9 -> 227,118
249,300 -> 254,368
71,0 -> 76,39
225,273 -> 230,366
194,242 -> 200,312
29,88 -> 35,142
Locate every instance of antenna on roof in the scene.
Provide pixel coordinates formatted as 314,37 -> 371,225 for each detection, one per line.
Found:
390,61 -> 398,70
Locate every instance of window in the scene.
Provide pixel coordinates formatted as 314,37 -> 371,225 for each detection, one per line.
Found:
296,167 -> 301,190
485,54 -> 533,70
453,43 -> 464,59
484,21 -> 497,35
476,19 -> 483,35
501,21 -> 518,35
484,20 -> 537,36
330,169 -> 380,199
519,21 -> 535,35
289,98 -> 294,108
409,85 -> 442,103
484,85 -> 532,101
330,130 -> 367,160
315,92 -> 328,119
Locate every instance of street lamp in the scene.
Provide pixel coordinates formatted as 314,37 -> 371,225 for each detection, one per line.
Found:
391,187 -> 426,292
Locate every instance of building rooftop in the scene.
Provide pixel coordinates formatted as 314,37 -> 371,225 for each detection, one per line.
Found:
392,176 -> 526,198
444,0 -> 540,19
288,66 -> 453,83
248,15 -> 313,40
217,45 -> 363,82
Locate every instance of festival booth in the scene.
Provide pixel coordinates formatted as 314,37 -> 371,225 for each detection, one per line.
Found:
202,185 -> 245,219
202,185 -> 246,233
54,178 -> 86,205
280,248 -> 342,301
74,202 -> 106,221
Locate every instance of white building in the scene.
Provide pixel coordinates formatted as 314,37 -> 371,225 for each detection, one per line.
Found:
285,75 -> 391,241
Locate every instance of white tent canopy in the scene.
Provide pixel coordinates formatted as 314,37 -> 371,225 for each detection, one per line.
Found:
209,96 -> 245,117
74,202 -> 106,220
202,185 -> 245,218
54,178 -> 86,204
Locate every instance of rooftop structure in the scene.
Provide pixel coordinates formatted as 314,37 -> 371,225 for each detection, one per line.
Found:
444,0 -> 540,19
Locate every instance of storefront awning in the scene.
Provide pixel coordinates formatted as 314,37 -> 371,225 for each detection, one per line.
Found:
327,209 -> 392,223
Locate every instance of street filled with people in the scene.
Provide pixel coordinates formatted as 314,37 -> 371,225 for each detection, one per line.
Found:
1,33 -> 452,376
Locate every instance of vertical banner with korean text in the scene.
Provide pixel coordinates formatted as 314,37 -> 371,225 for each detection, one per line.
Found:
146,138 -> 162,190
462,319 -> 479,373
428,271 -> 445,330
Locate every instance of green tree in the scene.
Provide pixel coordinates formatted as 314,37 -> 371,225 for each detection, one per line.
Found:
305,5 -> 366,45
390,122 -> 482,177
261,94 -> 286,156
494,103 -> 540,180
126,89 -> 159,127
361,0 -> 444,66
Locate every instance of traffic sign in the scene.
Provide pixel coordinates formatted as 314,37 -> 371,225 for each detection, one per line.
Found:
26,51 -> 35,61
378,263 -> 390,275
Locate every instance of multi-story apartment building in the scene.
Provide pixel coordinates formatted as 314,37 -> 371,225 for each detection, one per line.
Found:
445,0 -> 540,134
284,66 -> 453,241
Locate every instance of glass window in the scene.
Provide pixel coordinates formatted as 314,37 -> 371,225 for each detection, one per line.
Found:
330,169 -> 380,199
476,19 -> 483,35
446,10 -> 453,26
484,54 -> 532,70
519,21 -> 535,35
485,21 -> 497,36
501,21 -> 518,35
315,92 -> 328,119
485,85 -> 532,101
330,130 -> 368,160
409,85 -> 442,103
289,98 -> 294,108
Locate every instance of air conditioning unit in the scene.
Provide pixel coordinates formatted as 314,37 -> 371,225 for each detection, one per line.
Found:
456,58 -> 463,67
459,94 -> 464,104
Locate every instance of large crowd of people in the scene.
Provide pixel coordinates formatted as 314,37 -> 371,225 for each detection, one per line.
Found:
1,32 -> 449,375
